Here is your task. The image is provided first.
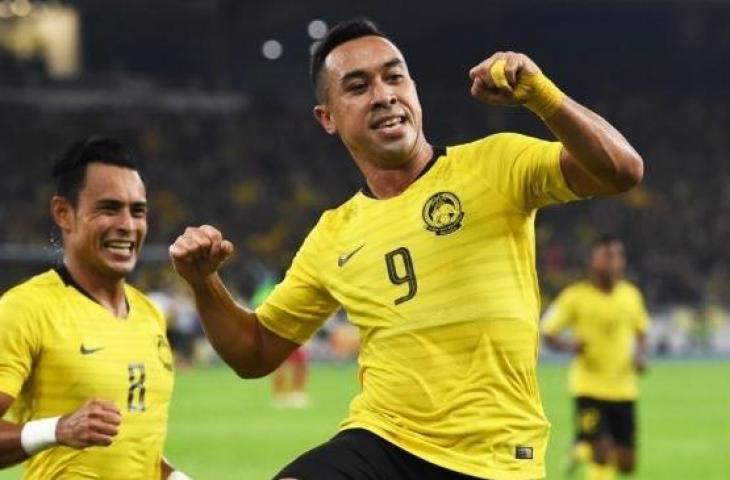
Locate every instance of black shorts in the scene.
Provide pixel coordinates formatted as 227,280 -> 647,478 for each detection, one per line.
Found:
574,396 -> 636,448
274,428 -> 486,480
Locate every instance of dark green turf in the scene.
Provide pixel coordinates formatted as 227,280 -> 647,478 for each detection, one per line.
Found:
1,361 -> 727,479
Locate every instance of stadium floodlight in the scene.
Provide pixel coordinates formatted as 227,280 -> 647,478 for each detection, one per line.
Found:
307,19 -> 328,40
261,39 -> 283,60
9,0 -> 32,17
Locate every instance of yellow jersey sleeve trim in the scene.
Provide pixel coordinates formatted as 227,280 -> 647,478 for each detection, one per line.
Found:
255,214 -> 340,345
544,144 -> 583,204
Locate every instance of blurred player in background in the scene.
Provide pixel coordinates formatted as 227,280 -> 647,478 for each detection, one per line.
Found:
251,275 -> 310,409
542,235 -> 649,480
170,18 -> 643,480
0,137 -> 189,479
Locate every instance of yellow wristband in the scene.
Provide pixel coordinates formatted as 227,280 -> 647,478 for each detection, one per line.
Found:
489,59 -> 511,90
514,72 -> 565,119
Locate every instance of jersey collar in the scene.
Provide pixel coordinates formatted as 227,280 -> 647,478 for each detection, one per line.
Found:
54,265 -> 130,313
360,146 -> 446,199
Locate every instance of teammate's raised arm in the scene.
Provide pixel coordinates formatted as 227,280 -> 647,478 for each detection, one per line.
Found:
469,51 -> 644,197
169,225 -> 299,378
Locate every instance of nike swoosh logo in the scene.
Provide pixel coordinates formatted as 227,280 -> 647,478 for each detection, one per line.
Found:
337,243 -> 365,267
80,344 -> 104,355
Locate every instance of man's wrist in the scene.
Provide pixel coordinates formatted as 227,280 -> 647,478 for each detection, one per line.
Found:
517,72 -> 565,119
20,417 -> 60,456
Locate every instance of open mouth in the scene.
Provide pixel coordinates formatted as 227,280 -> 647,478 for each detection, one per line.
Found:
370,114 -> 407,131
103,240 -> 135,255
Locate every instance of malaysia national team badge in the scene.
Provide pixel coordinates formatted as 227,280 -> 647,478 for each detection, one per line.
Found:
157,334 -> 174,372
422,191 -> 464,235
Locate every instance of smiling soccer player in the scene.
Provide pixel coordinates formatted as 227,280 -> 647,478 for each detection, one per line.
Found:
170,18 -> 643,480
0,137 -> 188,479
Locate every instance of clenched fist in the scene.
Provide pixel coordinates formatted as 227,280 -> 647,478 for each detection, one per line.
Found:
469,51 -> 564,118
56,399 -> 121,448
169,225 -> 235,286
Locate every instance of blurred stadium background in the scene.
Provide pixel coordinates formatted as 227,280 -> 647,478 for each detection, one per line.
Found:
0,0 -> 728,478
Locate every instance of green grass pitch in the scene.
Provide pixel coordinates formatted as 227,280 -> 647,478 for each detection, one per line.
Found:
1,361 -> 727,479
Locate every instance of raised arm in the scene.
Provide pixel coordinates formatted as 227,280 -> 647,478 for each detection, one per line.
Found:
169,225 -> 298,378
469,51 -> 644,197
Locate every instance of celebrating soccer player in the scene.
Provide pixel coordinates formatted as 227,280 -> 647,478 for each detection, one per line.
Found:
170,19 -> 643,479
0,137 -> 189,479
542,235 -> 649,480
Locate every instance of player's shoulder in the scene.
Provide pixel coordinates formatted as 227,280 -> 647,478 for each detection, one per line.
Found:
0,269 -> 64,307
617,280 -> 644,298
448,132 -> 541,156
558,280 -> 592,298
317,200 -> 358,234
125,283 -> 163,312
125,284 -> 167,328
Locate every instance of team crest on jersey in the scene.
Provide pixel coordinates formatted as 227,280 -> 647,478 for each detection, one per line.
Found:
422,191 -> 464,235
157,334 -> 174,372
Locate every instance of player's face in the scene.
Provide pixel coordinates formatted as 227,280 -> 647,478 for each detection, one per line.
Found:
314,36 -> 424,168
590,242 -> 626,283
60,163 -> 148,281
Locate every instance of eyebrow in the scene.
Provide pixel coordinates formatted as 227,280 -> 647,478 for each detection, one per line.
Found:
95,198 -> 147,208
341,58 -> 404,83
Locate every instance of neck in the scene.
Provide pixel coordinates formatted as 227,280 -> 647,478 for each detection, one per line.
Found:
63,257 -> 128,318
355,141 -> 433,199
591,274 -> 618,293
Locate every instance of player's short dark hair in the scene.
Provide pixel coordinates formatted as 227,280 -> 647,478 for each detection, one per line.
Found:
591,233 -> 624,251
309,18 -> 387,102
52,136 -> 141,206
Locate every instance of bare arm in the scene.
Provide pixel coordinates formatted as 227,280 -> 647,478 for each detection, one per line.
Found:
0,393 -> 120,469
469,51 -> 644,196
161,459 -> 174,479
634,331 -> 648,373
542,333 -> 583,355
550,99 -> 643,196
170,225 -> 298,378
0,393 -> 25,468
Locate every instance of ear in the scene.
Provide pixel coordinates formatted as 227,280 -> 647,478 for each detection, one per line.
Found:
313,104 -> 338,135
51,195 -> 74,233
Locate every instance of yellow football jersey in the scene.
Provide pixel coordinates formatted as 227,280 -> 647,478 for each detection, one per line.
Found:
0,268 -> 174,479
542,280 -> 649,401
257,133 -> 581,479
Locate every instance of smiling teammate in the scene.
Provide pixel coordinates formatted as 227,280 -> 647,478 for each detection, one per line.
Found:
0,137 -> 188,479
170,19 -> 644,480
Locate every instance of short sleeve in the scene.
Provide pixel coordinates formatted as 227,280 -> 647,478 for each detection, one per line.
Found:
0,289 -> 42,398
464,132 -> 581,211
255,218 -> 340,345
541,289 -> 574,336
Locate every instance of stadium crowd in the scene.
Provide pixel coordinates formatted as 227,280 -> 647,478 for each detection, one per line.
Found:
1,91 -> 729,312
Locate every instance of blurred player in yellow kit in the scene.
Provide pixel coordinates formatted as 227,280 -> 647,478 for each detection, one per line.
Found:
543,235 -> 649,480
170,19 -> 644,480
0,137 -> 190,479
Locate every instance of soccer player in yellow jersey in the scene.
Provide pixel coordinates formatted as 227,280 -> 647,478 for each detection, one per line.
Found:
542,235 -> 649,480
169,19 -> 644,480
0,137 -> 189,479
